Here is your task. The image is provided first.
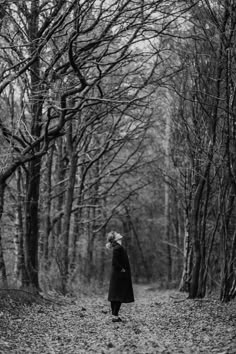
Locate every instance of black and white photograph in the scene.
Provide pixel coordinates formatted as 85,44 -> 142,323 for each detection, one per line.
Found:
0,1 -> 236,353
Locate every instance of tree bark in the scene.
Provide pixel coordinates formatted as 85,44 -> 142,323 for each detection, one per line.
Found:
43,146 -> 54,269
22,0 -> 42,292
0,181 -> 7,287
14,168 -> 26,287
59,151 -> 78,293
179,217 -> 192,292
189,165 -> 209,298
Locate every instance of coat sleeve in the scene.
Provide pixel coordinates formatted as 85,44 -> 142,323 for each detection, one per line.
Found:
112,247 -> 124,271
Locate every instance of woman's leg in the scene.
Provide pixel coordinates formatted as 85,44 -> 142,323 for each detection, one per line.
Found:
112,301 -> 121,316
110,301 -> 115,314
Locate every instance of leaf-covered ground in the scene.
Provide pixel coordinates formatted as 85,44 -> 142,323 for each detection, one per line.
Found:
0,285 -> 236,354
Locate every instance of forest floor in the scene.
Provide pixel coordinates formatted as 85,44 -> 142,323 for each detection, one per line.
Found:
0,284 -> 236,354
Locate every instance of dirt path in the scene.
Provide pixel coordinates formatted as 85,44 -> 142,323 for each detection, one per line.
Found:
0,285 -> 236,353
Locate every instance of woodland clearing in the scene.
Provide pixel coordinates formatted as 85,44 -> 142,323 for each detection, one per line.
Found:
0,285 -> 235,354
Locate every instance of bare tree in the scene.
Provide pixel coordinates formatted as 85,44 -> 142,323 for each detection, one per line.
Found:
1,0 -> 193,291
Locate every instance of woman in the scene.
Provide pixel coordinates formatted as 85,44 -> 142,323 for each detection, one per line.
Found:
106,231 -> 134,322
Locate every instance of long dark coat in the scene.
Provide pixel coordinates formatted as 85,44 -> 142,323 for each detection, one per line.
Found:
108,242 -> 134,303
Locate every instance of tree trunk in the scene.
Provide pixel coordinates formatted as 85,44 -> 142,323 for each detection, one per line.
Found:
220,184 -> 236,302
197,174 -> 211,298
164,93 -> 172,284
0,181 -> 7,287
59,152 -> 78,293
220,15 -> 236,302
98,196 -> 108,285
165,189 -> 172,284
179,217 -> 192,292
43,146 -> 54,269
54,138 -> 67,259
23,158 -> 41,291
189,177 -> 206,298
70,142 -> 89,271
220,230 -> 236,302
14,168 -> 27,287
189,149 -> 213,299
22,0 -> 42,292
